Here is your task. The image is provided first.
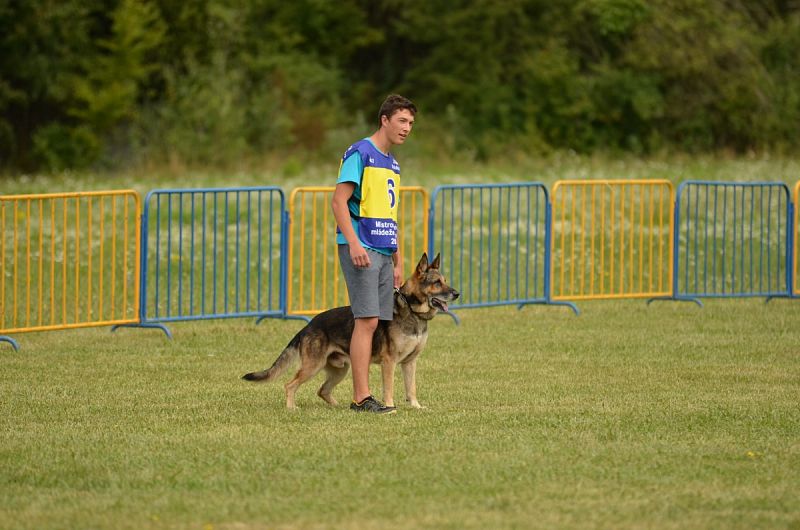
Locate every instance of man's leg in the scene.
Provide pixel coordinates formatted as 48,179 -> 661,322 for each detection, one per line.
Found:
351,316 -> 378,403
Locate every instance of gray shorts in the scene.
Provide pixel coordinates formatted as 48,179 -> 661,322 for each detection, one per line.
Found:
338,245 -> 394,320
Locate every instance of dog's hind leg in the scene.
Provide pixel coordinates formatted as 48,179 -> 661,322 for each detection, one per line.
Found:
317,356 -> 349,406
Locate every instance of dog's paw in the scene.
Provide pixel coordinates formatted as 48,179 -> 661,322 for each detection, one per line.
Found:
316,391 -> 339,407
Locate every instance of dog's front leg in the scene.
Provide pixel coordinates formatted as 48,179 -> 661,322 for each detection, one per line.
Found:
401,359 -> 422,409
381,358 -> 396,407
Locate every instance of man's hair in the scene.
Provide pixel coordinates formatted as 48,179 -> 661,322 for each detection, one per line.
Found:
378,94 -> 417,127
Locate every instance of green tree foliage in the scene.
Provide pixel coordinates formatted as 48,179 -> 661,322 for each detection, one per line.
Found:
1,0 -> 799,172
69,0 -> 166,133
0,1 -> 94,168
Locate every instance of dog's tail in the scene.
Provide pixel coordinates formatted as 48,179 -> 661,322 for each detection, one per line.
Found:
242,333 -> 301,383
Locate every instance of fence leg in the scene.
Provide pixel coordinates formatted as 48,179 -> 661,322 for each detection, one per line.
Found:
0,336 -> 20,351
765,294 -> 795,304
519,300 -> 580,315
111,323 -> 173,339
646,296 -> 703,308
256,314 -> 311,325
441,310 -> 460,325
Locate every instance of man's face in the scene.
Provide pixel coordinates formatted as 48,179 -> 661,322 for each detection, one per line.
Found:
382,109 -> 415,146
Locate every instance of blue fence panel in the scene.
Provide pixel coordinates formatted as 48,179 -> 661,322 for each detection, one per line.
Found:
140,187 -> 287,324
674,181 -> 792,299
428,183 -> 552,310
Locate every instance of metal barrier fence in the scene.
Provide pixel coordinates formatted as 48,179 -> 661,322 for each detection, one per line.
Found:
550,180 -> 674,301
428,183 -> 570,312
1,191 -> 140,350
673,181 -> 792,301
130,187 -> 289,336
287,186 -> 429,317
4,179 -> 800,349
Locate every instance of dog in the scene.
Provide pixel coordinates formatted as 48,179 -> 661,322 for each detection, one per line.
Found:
242,252 -> 459,409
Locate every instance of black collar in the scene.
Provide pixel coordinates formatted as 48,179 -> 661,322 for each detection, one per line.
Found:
395,288 -> 421,306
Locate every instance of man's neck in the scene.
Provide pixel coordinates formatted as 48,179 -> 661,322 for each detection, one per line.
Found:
369,131 -> 391,155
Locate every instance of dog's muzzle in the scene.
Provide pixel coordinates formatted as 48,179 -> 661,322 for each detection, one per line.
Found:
432,290 -> 458,312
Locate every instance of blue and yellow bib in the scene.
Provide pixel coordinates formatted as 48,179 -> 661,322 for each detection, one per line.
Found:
336,139 -> 400,252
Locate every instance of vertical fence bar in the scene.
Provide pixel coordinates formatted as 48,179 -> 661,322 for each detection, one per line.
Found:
792,181 -> 800,296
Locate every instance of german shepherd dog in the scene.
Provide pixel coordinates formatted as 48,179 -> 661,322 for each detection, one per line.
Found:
242,253 -> 459,409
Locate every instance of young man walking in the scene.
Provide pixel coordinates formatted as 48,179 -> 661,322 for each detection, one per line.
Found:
331,94 -> 417,414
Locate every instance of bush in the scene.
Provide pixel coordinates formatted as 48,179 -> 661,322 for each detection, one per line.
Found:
31,124 -> 100,171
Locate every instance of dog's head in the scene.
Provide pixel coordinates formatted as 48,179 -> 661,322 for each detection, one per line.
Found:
398,252 -> 459,316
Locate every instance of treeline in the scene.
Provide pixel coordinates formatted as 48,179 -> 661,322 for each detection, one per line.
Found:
1,0 -> 799,172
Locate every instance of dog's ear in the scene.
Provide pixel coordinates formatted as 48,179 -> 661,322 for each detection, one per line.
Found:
430,253 -> 441,270
416,252 -> 429,274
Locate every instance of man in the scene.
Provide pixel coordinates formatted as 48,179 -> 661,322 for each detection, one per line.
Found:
331,94 -> 417,414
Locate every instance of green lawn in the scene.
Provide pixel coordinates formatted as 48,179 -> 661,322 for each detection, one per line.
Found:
2,156 -> 800,528
1,298 -> 798,529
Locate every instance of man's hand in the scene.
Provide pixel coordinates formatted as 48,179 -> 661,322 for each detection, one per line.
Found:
350,242 -> 371,268
393,261 -> 403,288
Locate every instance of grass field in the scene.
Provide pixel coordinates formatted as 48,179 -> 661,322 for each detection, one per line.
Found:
1,297 -> 799,529
2,156 -> 800,528
5,153 -> 800,194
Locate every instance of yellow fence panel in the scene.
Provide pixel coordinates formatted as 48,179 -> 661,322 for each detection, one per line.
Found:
1,191 -> 141,335
551,180 -> 674,301
287,186 -> 429,316
795,181 -> 800,296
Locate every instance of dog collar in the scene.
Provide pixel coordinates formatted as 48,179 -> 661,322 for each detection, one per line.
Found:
394,288 -> 409,306
394,288 -> 414,304
395,288 -> 426,309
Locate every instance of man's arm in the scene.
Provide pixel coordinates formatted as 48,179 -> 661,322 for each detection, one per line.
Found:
392,248 -> 403,288
332,182 -> 370,268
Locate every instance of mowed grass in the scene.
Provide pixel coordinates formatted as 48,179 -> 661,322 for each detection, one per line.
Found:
1,298 -> 799,529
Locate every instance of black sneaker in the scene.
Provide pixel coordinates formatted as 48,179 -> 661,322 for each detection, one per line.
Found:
350,395 -> 397,414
